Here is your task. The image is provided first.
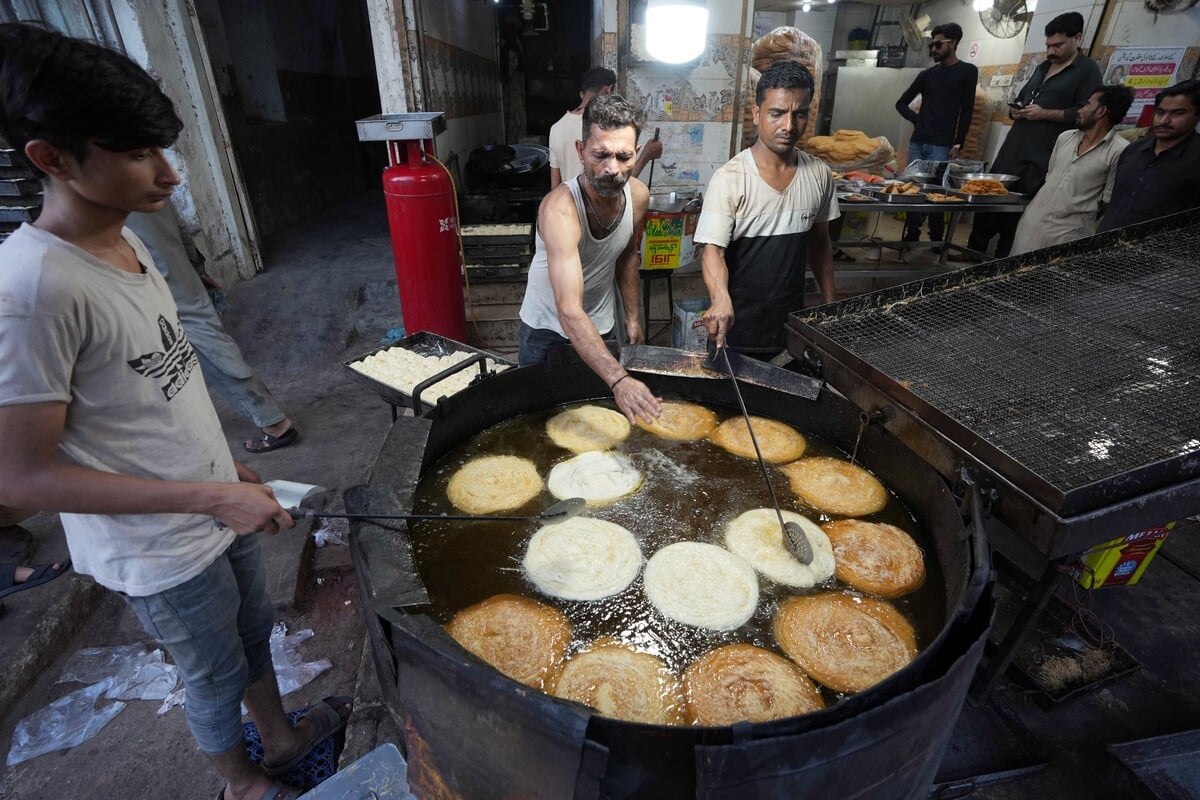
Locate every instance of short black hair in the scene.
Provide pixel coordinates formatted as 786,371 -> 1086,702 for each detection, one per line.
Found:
580,67 -> 617,94
755,61 -> 814,106
581,93 -> 643,143
0,23 -> 183,177
930,23 -> 963,43
1045,12 -> 1084,37
1155,79 -> 1200,113
1092,84 -> 1134,122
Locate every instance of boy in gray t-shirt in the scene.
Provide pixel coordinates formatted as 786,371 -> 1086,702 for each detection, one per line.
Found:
0,24 -> 347,800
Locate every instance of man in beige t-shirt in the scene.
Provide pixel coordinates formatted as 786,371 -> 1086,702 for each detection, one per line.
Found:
549,66 -> 662,189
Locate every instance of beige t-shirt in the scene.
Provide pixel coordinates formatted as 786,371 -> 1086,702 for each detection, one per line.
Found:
0,224 -> 237,596
548,109 -> 584,184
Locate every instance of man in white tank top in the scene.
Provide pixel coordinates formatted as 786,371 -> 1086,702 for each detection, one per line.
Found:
518,94 -> 663,425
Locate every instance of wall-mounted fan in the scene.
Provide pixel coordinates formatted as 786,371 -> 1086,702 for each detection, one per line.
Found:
978,0 -> 1033,39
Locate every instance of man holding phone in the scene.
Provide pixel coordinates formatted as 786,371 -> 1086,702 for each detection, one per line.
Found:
956,12 -> 1101,260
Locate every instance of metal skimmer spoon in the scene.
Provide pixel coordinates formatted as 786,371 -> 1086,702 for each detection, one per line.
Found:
290,496 -> 588,525
718,346 -> 813,565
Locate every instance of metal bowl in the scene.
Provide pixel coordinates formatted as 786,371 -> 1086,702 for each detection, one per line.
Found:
948,172 -> 1020,189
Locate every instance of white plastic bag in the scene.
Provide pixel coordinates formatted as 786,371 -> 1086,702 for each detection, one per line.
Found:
7,679 -> 126,766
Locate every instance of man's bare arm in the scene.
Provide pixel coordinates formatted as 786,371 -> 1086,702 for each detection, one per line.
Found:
0,402 -> 292,535
807,220 -> 836,304
616,180 -> 650,345
701,243 -> 734,347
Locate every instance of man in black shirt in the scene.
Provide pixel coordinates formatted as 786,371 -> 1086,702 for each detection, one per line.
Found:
1098,80 -> 1200,231
895,23 -> 978,244
958,12 -> 1101,259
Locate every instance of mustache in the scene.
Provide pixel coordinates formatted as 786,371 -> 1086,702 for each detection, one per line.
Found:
588,172 -> 627,196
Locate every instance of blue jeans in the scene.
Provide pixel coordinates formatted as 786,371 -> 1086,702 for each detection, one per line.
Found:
904,142 -> 952,241
124,535 -> 275,754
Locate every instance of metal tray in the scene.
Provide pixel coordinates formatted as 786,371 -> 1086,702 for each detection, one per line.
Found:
837,192 -> 876,203
945,188 -> 1026,204
343,331 -> 514,414
355,112 -> 446,142
919,184 -> 969,205
865,187 -> 927,204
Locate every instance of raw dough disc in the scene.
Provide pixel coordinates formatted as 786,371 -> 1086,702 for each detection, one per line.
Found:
780,457 -> 889,517
547,405 -> 631,453
547,450 -> 643,506
637,400 -> 719,441
823,519 -> 926,598
549,640 -> 685,725
709,416 -> 807,463
445,594 -> 572,690
446,455 -> 543,515
684,644 -> 825,726
523,517 -> 643,601
773,592 -> 917,694
643,542 -> 759,631
725,508 -> 836,588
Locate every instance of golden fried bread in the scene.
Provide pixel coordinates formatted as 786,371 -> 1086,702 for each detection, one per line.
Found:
684,644 -> 825,725
780,457 -> 888,516
446,594 -> 571,690
709,416 -> 807,463
822,519 -> 926,598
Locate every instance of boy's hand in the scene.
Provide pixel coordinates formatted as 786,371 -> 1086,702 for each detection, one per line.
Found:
211,482 -> 294,535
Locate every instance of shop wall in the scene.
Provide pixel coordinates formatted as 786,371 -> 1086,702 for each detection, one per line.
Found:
616,0 -> 757,192
194,0 -> 382,240
420,0 -> 504,168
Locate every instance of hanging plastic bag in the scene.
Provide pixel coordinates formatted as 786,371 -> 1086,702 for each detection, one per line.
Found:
7,679 -> 126,766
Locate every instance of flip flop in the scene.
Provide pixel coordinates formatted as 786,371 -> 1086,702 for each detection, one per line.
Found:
0,560 -> 71,599
0,525 -> 34,563
215,780 -> 303,800
262,695 -> 353,778
243,427 -> 299,454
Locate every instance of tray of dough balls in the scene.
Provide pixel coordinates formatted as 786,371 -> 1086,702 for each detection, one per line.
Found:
344,331 -> 514,413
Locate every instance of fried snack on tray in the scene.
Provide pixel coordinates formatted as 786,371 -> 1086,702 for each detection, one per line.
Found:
960,178 -> 1008,195
805,130 -> 884,165
925,192 -> 965,203
880,182 -> 922,195
840,193 -> 872,202
843,170 -> 885,184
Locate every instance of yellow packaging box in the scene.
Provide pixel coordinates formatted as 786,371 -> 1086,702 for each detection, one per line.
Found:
1075,523 -> 1174,589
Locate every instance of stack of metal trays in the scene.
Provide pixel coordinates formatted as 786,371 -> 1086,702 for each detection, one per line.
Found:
461,222 -> 535,279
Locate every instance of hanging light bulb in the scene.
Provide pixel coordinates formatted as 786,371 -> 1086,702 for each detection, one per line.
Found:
973,0 -> 992,10
801,1 -> 812,10
645,0 -> 708,64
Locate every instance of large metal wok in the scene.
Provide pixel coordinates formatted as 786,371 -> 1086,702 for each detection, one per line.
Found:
349,350 -> 992,800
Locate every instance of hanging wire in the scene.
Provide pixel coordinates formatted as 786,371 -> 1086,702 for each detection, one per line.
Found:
422,148 -> 481,341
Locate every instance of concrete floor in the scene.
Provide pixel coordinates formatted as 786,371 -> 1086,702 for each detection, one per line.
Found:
0,191 -> 1195,799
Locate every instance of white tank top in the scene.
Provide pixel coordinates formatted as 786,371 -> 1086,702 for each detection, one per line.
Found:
519,176 -> 634,337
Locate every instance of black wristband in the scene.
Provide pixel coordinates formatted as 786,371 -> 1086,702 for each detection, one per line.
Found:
609,373 -> 630,391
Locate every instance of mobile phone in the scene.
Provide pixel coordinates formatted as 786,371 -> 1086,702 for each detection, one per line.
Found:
1008,101 -> 1025,109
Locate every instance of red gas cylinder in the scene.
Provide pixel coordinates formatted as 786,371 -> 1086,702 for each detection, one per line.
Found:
382,140 -> 466,341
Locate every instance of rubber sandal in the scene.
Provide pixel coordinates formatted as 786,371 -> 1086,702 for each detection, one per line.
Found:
261,695 -> 353,778
0,560 -> 71,599
243,427 -> 299,454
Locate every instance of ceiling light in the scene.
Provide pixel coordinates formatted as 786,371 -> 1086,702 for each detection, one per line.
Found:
802,1 -> 812,9
973,0 -> 992,10
645,0 -> 708,64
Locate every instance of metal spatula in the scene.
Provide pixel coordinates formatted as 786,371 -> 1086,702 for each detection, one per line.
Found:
716,346 -> 813,565
291,496 -> 588,525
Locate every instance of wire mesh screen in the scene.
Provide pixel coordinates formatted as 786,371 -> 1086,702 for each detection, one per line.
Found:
793,230 -> 1200,499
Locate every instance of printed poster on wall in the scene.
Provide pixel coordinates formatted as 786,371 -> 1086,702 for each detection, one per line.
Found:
1104,47 -> 1185,124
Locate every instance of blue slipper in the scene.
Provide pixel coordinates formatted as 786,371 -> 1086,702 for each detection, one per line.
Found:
0,560 -> 70,599
260,695 -> 353,779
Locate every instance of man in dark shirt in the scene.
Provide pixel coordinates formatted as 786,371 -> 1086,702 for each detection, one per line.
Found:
958,12 -> 1102,259
1098,80 -> 1200,231
895,23 -> 978,243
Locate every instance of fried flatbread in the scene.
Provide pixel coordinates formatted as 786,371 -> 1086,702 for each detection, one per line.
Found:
446,454 -> 543,514
637,400 -> 719,441
774,592 -> 917,694
445,594 -> 571,690
546,450 -> 643,505
780,457 -> 888,516
709,416 -> 807,463
547,405 -> 632,453
684,644 -> 825,725
823,519 -> 926,598
523,517 -> 642,601
549,640 -> 685,725
644,542 -> 759,631
725,508 -> 835,588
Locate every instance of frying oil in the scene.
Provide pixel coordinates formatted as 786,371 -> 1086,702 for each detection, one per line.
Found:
410,399 -> 946,710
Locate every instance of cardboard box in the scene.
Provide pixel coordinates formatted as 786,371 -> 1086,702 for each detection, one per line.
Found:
1074,523 -> 1174,589
671,297 -> 710,352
